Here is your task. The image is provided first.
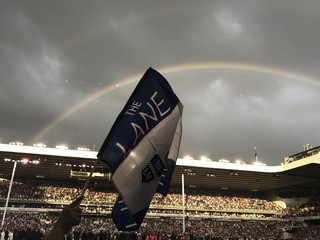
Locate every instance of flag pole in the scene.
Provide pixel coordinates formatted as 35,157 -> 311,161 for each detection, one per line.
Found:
1,161 -> 17,227
64,158 -> 101,238
80,157 -> 100,197
182,173 -> 185,234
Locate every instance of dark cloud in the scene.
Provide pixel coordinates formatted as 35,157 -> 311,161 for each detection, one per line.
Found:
1,1 -> 320,165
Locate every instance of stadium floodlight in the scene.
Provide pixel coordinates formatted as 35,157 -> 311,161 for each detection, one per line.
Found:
31,160 -> 40,165
253,161 -> 267,166
235,159 -> 245,164
9,141 -> 24,146
33,143 -> 46,148
187,172 -> 196,176
206,174 -> 215,177
218,159 -> 230,163
21,158 -> 29,164
229,171 -> 238,176
183,155 -> 194,160
56,145 -> 69,150
200,156 -> 212,161
77,147 -> 91,151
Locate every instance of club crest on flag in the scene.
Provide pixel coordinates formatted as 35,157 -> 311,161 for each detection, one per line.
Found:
141,153 -> 164,184
97,68 -> 183,231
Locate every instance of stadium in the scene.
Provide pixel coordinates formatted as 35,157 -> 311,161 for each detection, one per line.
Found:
0,142 -> 320,240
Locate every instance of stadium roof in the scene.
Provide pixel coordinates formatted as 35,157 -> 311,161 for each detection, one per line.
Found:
1,144 -> 320,193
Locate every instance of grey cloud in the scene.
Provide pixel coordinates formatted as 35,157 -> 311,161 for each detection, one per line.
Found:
1,1 -> 320,165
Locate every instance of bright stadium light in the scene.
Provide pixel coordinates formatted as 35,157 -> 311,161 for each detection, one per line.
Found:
218,159 -> 230,163
9,142 -> 24,146
235,159 -> 245,164
77,147 -> 91,151
56,145 -> 69,150
200,156 -> 211,161
206,174 -> 215,177
183,155 -> 194,160
21,158 -> 29,164
33,143 -> 46,148
253,161 -> 267,166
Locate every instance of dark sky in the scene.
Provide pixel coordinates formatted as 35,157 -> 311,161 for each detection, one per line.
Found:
1,1 -> 320,165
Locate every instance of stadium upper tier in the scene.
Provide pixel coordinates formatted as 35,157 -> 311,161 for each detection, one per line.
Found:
0,143 -> 320,192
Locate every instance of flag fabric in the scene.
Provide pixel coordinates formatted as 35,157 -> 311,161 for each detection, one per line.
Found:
97,68 -> 183,231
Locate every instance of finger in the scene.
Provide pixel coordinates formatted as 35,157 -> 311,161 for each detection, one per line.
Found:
69,195 -> 84,208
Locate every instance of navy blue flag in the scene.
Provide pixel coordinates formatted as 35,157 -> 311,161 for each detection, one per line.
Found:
97,68 -> 183,231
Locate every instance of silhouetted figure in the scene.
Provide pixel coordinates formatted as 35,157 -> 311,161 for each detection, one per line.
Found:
44,196 -> 83,240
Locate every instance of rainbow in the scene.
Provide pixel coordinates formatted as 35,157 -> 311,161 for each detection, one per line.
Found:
29,62 -> 320,144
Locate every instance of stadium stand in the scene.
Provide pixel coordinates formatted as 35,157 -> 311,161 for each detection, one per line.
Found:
0,143 -> 320,239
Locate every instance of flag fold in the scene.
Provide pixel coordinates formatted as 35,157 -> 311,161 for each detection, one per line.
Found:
97,68 -> 183,231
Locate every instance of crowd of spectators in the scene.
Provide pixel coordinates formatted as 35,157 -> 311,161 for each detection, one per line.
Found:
0,179 -> 320,239
1,212 -> 320,239
0,180 -> 283,214
0,181 -> 36,201
282,195 -> 320,218
184,194 -> 281,212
